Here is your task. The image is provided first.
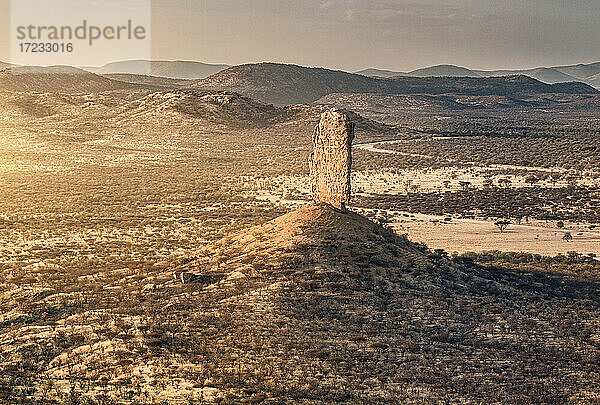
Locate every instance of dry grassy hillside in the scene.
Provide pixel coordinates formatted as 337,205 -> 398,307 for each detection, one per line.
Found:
0,67 -> 147,95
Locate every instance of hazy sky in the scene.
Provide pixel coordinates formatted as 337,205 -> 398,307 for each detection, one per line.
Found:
1,0 -> 599,71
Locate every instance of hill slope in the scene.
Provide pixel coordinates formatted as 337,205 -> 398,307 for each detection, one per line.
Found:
2,200 -> 599,402
129,90 -> 293,128
94,60 -> 230,79
386,74 -> 596,96
588,74 -> 600,89
169,204 -> 600,402
0,66 -> 145,94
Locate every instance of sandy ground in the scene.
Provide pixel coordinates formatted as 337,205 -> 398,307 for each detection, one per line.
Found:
384,211 -> 600,257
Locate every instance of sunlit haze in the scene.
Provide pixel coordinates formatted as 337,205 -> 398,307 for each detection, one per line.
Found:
1,0 -> 599,70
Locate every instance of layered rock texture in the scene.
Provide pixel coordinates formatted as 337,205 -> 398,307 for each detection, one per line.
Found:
309,110 -> 355,211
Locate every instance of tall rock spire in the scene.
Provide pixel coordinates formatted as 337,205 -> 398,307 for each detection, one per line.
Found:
309,110 -> 355,211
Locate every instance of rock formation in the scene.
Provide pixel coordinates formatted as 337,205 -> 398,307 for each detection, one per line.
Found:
309,110 -> 355,211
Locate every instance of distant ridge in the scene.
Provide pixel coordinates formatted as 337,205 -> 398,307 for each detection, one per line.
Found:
355,68 -> 404,78
554,62 -> 600,80
5,65 -> 88,74
93,60 -> 230,80
357,65 -> 482,79
474,67 -> 581,84
358,61 -> 600,89
408,64 -> 481,78
191,62 -> 598,106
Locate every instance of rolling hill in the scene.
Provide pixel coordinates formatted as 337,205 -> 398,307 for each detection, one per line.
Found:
357,65 -> 483,79
130,90 -> 294,128
93,60 -> 230,79
192,63 -> 598,106
407,64 -> 481,78
587,74 -> 600,89
554,62 -> 600,89
190,63 -> 382,105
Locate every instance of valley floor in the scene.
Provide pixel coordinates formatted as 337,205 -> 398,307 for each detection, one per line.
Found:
1,82 -> 600,403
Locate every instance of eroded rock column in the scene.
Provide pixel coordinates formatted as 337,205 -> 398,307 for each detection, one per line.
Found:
309,110 -> 355,211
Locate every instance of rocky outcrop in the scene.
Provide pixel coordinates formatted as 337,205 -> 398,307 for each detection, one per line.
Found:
309,110 -> 355,211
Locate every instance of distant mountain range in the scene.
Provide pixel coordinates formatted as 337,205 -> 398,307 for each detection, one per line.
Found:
3,59 -> 600,89
90,60 -> 230,79
356,62 -> 600,89
1,62 -> 598,107
192,63 -> 597,105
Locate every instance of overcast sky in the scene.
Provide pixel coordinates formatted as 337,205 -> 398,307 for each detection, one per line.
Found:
1,0 -> 599,71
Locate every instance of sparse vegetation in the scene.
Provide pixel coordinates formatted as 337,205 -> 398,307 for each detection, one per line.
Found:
1,66 -> 600,403
495,220 -> 511,233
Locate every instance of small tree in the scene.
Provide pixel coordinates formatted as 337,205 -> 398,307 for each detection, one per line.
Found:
498,179 -> 512,188
567,177 -> 578,193
495,220 -> 511,233
434,248 -> 449,258
563,232 -> 573,242
525,175 -> 538,186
